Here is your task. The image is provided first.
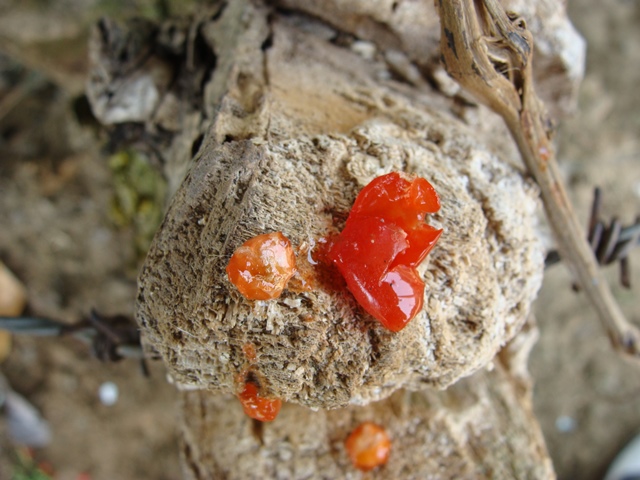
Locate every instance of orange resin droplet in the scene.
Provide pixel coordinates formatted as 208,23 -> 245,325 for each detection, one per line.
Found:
328,172 -> 442,331
226,232 -> 297,300
345,422 -> 391,471
238,382 -> 282,422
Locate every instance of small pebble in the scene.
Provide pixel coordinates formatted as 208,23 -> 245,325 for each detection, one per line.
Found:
555,415 -> 577,433
351,40 -> 376,60
98,381 -> 119,406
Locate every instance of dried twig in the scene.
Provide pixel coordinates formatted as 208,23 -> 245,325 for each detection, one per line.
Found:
546,187 -> 640,289
436,0 -> 640,358
0,310 -> 145,361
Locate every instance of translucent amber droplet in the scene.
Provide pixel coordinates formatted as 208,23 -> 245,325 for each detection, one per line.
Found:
345,422 -> 391,471
226,232 -> 297,300
237,382 -> 282,422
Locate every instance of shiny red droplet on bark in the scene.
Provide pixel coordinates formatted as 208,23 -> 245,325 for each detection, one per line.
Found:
238,382 -> 282,422
328,172 -> 442,331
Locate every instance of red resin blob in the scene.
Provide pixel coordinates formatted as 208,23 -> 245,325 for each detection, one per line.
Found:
345,422 -> 391,471
238,382 -> 282,422
226,232 -> 297,300
328,172 -> 442,331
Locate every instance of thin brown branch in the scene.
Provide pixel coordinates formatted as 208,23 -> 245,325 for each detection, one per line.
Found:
436,0 -> 640,358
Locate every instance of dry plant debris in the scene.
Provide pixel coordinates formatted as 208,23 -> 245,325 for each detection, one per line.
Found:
437,0 -> 640,358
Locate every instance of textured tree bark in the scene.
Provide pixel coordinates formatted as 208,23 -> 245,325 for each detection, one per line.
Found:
180,321 -> 553,479
87,0 -> 584,477
134,0 -> 546,408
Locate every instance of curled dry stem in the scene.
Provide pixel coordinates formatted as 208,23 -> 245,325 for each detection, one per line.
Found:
436,0 -> 640,359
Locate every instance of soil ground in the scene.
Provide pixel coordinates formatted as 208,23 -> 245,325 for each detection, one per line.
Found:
530,0 -> 640,478
0,1 -> 638,479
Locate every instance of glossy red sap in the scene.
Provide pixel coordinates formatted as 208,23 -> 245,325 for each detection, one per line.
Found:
238,382 -> 282,422
328,172 -> 442,332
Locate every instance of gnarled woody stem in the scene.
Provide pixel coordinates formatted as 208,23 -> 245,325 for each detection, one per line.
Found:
437,0 -> 640,358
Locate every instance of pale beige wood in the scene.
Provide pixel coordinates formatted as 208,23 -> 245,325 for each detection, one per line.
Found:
85,0 -> 586,477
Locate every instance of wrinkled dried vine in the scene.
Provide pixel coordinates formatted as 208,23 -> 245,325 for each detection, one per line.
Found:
436,0 -> 640,358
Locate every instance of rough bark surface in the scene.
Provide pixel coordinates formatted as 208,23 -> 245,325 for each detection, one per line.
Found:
86,0 -> 584,477
179,322 -> 553,479
135,5 -> 544,409
273,0 -> 585,117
